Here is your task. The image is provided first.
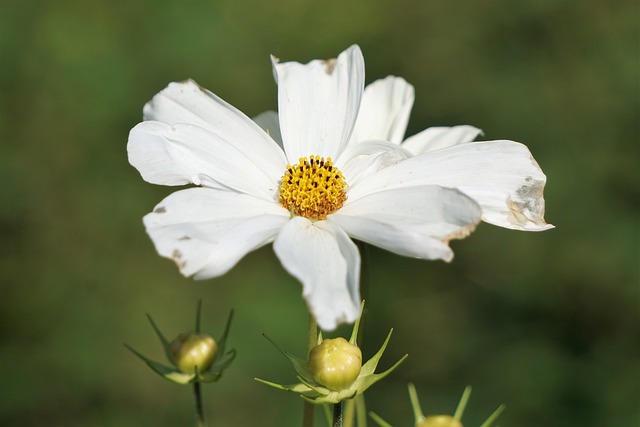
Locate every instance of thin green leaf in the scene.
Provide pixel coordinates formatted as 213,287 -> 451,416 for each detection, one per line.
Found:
254,377 -> 315,394
145,314 -> 171,362
368,412 -> 394,427
263,334 -> 314,382
215,309 -> 234,360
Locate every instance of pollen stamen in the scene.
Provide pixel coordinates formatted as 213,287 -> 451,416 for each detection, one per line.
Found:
279,156 -> 347,221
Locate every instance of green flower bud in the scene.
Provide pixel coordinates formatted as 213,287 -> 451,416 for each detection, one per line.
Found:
417,415 -> 463,427
169,331 -> 218,374
307,337 -> 362,391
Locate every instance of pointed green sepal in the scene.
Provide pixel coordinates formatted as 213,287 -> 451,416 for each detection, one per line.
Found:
408,382 -> 425,424
349,301 -> 366,345
454,385 -> 472,420
254,377 -> 317,395
479,404 -> 506,427
124,344 -> 195,384
360,328 -> 394,376
353,352 -> 408,395
262,333 -> 315,383
146,313 -> 172,363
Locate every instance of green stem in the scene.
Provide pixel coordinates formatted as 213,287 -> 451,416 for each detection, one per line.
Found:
193,381 -> 206,427
355,241 -> 370,315
333,402 -> 343,427
355,395 -> 367,427
302,314 -> 318,427
343,399 -> 355,427
347,241 -> 370,427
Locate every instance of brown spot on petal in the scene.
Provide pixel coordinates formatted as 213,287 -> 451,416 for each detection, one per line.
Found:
507,199 -> 532,225
178,235 -> 191,241
507,177 -> 549,227
172,249 -> 186,269
154,206 -> 166,214
324,58 -> 337,75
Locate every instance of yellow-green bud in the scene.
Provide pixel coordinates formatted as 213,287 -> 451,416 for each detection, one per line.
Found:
417,415 -> 463,427
169,331 -> 218,374
307,337 -> 362,390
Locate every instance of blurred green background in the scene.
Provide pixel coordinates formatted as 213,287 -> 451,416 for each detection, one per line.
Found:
1,0 -> 638,426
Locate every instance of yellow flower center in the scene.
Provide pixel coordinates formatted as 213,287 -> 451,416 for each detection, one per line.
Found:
279,156 -> 347,221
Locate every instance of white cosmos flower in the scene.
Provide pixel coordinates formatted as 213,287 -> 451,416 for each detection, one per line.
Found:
128,45 -> 485,330
258,75 -> 554,232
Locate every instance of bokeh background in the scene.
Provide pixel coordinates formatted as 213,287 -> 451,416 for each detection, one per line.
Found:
1,0 -> 638,426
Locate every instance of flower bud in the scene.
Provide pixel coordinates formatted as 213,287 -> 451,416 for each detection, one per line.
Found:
307,337 -> 362,391
169,331 -> 218,374
417,415 -> 463,427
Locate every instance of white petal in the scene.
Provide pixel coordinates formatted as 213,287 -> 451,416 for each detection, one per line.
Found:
128,121 -> 282,200
350,76 -> 415,145
144,187 -> 289,278
330,186 -> 481,262
253,110 -> 283,149
273,45 -> 365,163
347,140 -> 553,231
141,79 -> 286,179
338,139 -> 413,188
402,125 -> 483,154
273,217 -> 360,330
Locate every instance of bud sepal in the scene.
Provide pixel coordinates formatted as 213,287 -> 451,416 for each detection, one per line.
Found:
125,300 -> 235,384
369,384 -> 505,427
256,302 -> 408,404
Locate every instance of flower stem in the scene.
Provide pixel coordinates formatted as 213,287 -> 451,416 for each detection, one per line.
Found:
343,399 -> 355,427
193,381 -> 206,427
302,314 -> 318,427
346,241 -> 370,427
333,402 -> 343,427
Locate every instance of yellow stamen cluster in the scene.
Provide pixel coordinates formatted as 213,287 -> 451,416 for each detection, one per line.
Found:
279,156 -> 347,221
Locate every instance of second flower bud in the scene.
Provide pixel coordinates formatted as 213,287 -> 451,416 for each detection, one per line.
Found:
307,337 -> 362,391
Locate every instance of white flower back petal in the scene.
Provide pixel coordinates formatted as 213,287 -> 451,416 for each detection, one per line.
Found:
402,125 -> 483,154
338,139 -> 413,187
143,188 -> 289,278
141,79 -> 286,180
330,185 -> 482,262
253,110 -> 283,149
128,122 -> 279,200
350,76 -> 415,145
272,45 -> 365,163
273,217 -> 360,331
347,140 -> 553,231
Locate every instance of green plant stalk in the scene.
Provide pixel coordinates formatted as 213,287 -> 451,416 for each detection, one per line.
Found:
333,402 -> 343,427
303,314 -> 318,427
346,241 -> 371,427
194,381 -> 206,427
355,395 -> 367,427
343,400 -> 355,427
